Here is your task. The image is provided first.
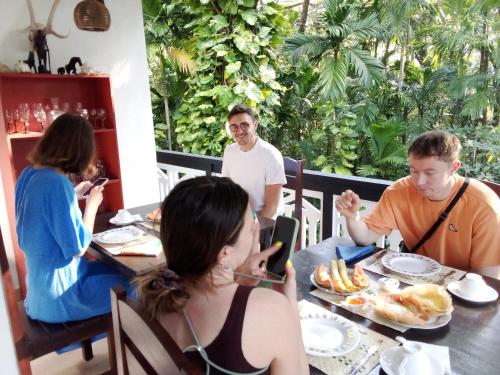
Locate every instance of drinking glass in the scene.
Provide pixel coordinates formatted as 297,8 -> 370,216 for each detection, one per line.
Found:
4,110 -> 15,134
96,108 -> 107,128
19,103 -> 30,133
89,108 -> 97,128
13,109 -> 21,133
61,102 -> 70,113
48,97 -> 63,124
32,103 -> 47,132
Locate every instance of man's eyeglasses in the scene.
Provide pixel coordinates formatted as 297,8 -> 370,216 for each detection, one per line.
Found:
228,122 -> 251,133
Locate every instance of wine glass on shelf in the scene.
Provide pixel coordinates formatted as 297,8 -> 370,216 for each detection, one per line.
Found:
75,102 -> 89,120
13,109 -> 21,134
48,97 -> 63,124
5,110 -> 15,134
32,103 -> 47,132
89,108 -> 97,128
19,103 -> 30,134
96,108 -> 107,129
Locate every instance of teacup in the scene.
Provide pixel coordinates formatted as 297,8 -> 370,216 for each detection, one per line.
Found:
397,341 -> 432,375
458,273 -> 487,299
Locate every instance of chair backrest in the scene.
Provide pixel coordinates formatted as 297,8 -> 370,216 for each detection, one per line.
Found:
283,157 -> 304,250
479,179 -> 500,198
111,287 -> 203,375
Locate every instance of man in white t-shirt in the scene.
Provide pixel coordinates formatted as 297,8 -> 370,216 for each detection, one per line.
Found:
221,104 -> 287,218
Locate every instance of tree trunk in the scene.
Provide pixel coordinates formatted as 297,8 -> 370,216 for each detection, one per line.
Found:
479,16 -> 489,126
299,0 -> 310,33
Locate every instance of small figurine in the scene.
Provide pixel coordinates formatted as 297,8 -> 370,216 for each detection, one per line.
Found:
23,51 -> 37,73
65,56 -> 82,74
57,67 -> 65,74
80,62 -> 99,75
0,63 -> 10,72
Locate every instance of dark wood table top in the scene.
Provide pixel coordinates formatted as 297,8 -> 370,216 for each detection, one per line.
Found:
89,203 -> 275,278
293,237 -> 500,375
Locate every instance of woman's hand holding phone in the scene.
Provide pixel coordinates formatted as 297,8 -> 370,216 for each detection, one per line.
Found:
75,181 -> 93,200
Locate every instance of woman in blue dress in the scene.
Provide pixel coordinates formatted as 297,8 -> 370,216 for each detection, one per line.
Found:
15,113 -> 130,323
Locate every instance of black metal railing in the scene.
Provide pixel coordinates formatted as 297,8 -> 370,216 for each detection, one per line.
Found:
156,150 -> 392,239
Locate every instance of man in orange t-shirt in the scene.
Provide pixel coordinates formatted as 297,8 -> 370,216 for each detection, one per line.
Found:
335,131 -> 500,278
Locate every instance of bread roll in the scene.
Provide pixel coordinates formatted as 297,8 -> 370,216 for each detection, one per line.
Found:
371,293 -> 428,325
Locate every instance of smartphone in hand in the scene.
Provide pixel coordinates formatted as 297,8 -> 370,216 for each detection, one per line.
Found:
83,177 -> 109,196
265,215 -> 299,283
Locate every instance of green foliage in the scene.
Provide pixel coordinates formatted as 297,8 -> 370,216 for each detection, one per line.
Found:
170,0 -> 294,155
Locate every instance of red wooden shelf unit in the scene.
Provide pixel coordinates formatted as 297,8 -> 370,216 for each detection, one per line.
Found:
0,73 -> 124,296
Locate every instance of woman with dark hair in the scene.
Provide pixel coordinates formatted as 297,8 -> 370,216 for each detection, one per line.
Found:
15,113 -> 130,323
135,176 -> 308,374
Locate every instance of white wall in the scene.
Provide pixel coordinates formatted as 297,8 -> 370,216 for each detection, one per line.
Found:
0,0 -> 159,208
0,276 -> 19,375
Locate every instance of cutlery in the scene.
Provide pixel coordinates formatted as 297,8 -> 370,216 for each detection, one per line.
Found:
364,250 -> 387,267
349,344 -> 378,375
437,270 -> 456,285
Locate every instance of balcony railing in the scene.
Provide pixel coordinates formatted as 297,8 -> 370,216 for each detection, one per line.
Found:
156,150 -> 402,250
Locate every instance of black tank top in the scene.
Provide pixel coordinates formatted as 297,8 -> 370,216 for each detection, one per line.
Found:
184,285 -> 270,374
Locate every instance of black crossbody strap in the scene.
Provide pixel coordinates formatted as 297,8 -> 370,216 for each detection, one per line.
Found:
408,177 -> 470,253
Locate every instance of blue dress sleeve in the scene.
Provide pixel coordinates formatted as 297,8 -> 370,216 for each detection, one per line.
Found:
45,177 -> 91,259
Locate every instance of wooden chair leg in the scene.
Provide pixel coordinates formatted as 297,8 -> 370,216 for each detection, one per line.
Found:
107,326 -> 117,375
81,339 -> 94,361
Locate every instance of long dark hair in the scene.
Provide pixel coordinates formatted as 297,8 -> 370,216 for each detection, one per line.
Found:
135,176 -> 249,317
29,113 -> 95,175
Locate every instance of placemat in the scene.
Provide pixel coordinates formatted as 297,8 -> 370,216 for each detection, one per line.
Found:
299,300 -> 399,375
137,220 -> 159,232
360,252 -> 466,286
310,289 -> 409,333
93,232 -> 161,256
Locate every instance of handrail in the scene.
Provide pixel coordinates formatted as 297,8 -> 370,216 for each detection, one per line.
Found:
156,150 -> 392,238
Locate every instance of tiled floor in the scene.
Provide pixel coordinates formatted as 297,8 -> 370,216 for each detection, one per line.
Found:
31,338 -> 109,375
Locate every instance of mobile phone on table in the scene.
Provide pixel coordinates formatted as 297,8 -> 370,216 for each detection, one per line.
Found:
265,215 -> 299,283
83,177 -> 109,196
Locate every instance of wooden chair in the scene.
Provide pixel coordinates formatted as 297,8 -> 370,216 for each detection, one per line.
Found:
0,227 -> 115,374
110,287 -> 203,375
480,179 -> 500,198
283,157 -> 304,251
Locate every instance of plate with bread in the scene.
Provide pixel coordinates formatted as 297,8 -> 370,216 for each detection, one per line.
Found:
311,259 -> 371,296
146,208 -> 161,223
369,284 -> 453,329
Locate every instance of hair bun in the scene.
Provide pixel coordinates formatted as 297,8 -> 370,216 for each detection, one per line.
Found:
151,267 -> 183,292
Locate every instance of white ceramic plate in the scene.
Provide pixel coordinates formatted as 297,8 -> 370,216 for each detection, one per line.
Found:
447,282 -> 498,304
310,272 -> 371,296
94,226 -> 144,245
380,346 -> 444,375
396,313 -> 452,330
381,253 -> 441,277
300,314 -> 360,357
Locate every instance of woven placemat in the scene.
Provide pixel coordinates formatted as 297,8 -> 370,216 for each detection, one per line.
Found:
299,300 -> 398,375
310,289 -> 409,333
361,252 -> 466,286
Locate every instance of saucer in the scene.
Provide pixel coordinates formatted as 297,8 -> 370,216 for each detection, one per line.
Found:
447,281 -> 498,304
380,346 -> 444,375
109,217 -> 136,226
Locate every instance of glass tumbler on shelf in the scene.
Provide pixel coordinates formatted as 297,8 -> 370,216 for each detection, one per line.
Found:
13,109 -> 21,133
19,103 -> 30,134
75,102 -> 89,120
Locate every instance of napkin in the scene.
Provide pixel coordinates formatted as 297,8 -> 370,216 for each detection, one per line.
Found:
110,209 -> 142,224
336,245 -> 375,263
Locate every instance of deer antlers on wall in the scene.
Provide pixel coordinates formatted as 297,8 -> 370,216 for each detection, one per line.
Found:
24,0 -> 68,73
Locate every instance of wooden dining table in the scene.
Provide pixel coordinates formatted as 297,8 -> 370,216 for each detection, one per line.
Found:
89,203 -> 275,278
90,209 -> 500,375
295,237 -> 500,375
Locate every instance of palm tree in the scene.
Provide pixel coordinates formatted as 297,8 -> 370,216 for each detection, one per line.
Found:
284,0 -> 385,100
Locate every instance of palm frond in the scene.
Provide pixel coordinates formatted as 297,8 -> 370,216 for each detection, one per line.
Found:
319,56 -> 348,100
166,48 -> 196,75
284,34 -> 330,64
346,49 -> 385,86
